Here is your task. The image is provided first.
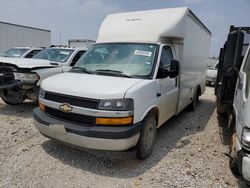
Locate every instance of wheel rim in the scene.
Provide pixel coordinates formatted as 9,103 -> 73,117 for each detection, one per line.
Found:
143,121 -> 155,150
3,89 -> 24,104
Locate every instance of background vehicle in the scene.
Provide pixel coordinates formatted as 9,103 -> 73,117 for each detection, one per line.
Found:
34,7 -> 211,159
68,39 -> 95,48
215,26 -> 250,183
206,61 -> 219,86
0,47 -> 87,104
0,21 -> 50,52
0,47 -> 43,58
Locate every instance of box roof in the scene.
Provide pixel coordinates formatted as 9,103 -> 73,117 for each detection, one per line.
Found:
97,7 -> 210,43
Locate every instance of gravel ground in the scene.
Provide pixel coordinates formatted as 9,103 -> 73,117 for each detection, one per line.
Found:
0,87 -> 247,187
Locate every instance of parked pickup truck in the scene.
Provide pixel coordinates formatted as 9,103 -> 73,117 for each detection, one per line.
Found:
33,7 -> 211,159
0,47 -> 87,104
0,47 -> 43,58
206,62 -> 219,86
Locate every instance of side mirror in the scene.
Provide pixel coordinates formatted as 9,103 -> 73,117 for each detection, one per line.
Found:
169,60 -> 179,78
157,67 -> 169,79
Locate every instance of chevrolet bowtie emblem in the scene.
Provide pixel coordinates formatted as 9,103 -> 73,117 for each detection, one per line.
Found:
59,103 -> 73,113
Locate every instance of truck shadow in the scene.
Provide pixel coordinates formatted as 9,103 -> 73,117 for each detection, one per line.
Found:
41,98 -> 216,178
0,100 -> 37,118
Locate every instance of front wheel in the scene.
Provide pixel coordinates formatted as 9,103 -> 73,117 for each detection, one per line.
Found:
229,133 -> 240,175
136,114 -> 157,160
1,88 -> 25,105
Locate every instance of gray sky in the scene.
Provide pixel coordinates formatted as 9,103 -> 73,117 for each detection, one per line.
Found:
0,0 -> 249,56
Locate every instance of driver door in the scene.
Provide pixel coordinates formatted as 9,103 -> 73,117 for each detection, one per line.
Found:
158,46 -> 179,125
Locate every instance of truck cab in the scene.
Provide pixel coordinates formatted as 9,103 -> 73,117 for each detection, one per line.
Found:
0,47 -> 87,104
230,44 -> 250,182
215,26 -> 250,184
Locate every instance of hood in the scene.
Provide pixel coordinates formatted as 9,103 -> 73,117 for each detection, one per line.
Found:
0,57 -> 60,69
42,72 -> 143,99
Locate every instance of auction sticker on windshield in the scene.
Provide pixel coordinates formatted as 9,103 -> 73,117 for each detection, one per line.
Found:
134,50 -> 152,57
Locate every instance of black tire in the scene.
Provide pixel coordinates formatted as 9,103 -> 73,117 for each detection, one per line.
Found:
188,87 -> 200,111
136,114 -> 157,160
1,88 -> 25,105
229,133 -> 240,175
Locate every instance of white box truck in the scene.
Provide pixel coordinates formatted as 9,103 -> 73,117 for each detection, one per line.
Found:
34,7 -> 211,159
68,39 -> 95,48
0,21 -> 50,52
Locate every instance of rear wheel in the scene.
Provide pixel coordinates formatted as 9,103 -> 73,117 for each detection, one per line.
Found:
136,114 -> 157,160
1,88 -> 25,105
188,87 -> 200,111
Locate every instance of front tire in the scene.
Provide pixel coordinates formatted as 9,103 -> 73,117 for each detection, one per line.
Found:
1,88 -> 25,105
136,114 -> 157,160
229,133 -> 240,175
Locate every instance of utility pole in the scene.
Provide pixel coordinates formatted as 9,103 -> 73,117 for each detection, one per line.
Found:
59,30 -> 62,45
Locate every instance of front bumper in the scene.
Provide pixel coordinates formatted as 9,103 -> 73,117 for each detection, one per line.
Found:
33,108 -> 141,151
235,136 -> 250,181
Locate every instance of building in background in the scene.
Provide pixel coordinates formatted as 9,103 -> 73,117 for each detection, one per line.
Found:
0,21 -> 51,52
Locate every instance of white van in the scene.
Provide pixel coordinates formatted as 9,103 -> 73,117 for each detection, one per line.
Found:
33,7 -> 211,159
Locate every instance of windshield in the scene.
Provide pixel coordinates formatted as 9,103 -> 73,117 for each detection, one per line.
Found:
74,43 -> 158,78
33,48 -> 74,62
0,48 -> 29,58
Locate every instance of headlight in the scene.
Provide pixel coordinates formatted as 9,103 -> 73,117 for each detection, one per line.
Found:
39,88 -> 45,99
98,98 -> 133,111
242,127 -> 250,149
14,72 -> 39,83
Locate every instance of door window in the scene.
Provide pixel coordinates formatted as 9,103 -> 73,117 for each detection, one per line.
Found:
160,46 -> 173,69
243,52 -> 250,98
71,50 -> 86,66
25,50 -> 42,58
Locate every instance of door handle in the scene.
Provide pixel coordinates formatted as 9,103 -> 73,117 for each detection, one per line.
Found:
157,93 -> 161,97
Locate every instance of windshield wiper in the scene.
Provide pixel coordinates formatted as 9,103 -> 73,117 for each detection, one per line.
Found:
71,67 -> 92,74
95,69 -> 132,78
